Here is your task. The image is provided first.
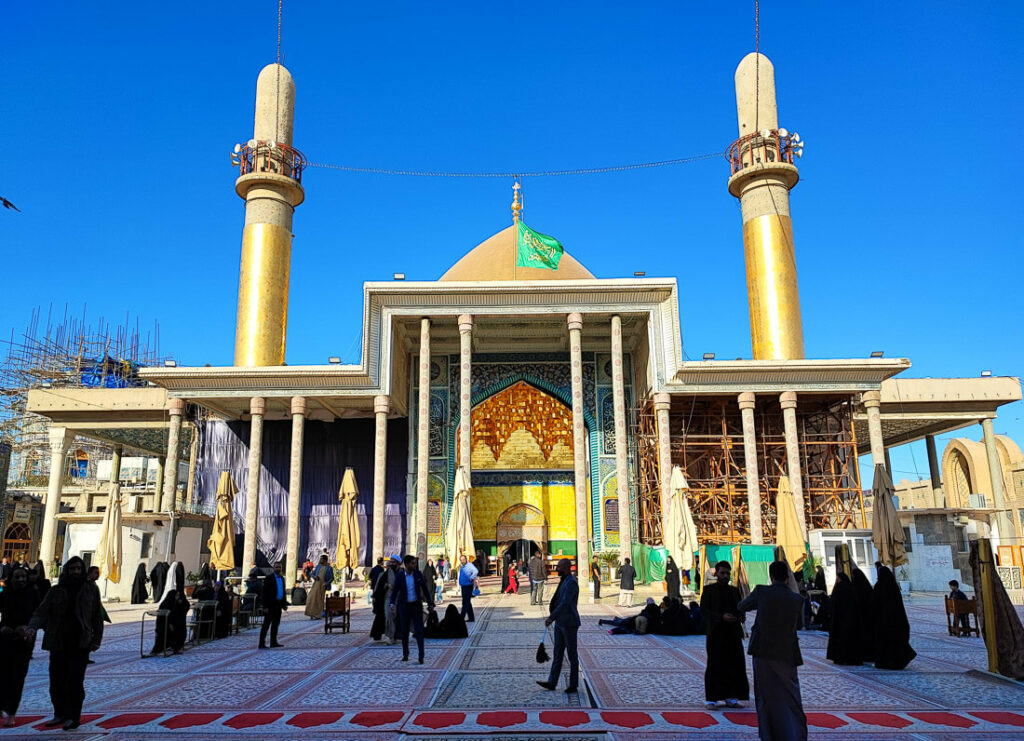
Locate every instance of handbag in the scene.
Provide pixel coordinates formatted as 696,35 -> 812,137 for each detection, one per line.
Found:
472,586 -> 481,597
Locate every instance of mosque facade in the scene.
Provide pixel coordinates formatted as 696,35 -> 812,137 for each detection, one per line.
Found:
23,54 -> 1021,590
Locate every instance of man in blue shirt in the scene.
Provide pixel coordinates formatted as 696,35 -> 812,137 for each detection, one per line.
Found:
389,555 -> 434,663
259,562 -> 288,649
458,554 -> 479,622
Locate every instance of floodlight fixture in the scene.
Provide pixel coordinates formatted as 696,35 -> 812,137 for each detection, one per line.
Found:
870,351 -> 884,358
703,352 -> 716,361
328,357 -> 341,364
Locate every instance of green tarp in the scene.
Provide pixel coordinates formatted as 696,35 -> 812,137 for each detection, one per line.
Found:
701,544 -> 777,590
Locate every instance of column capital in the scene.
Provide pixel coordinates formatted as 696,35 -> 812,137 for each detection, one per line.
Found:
458,313 -> 474,333
290,396 -> 307,416
861,390 -> 881,408
653,392 -> 671,411
48,426 -> 74,451
738,391 -> 756,410
779,391 -> 798,410
567,312 -> 583,332
167,397 -> 186,416
250,396 -> 266,416
374,395 -> 390,415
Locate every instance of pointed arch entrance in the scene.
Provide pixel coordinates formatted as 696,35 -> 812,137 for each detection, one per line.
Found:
446,377 -> 595,560
496,503 -> 548,564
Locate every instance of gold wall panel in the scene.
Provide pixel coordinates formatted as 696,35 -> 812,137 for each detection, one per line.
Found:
471,483 -> 580,541
742,213 -> 805,360
234,222 -> 291,366
458,381 -> 574,470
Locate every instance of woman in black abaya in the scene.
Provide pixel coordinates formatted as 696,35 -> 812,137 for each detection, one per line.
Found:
151,562 -> 190,654
665,556 -> 681,601
872,564 -> 916,670
851,568 -> 876,663
130,564 -> 149,604
826,573 -> 862,665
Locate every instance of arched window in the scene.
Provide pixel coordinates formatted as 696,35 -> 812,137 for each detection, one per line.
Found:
2,522 -> 33,562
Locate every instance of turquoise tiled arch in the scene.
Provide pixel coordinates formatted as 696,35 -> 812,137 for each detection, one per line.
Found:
444,373 -> 600,548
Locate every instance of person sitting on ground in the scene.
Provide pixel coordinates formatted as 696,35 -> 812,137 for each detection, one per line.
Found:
687,600 -> 705,635
432,603 -> 468,639
658,596 -> 692,636
598,597 -> 663,635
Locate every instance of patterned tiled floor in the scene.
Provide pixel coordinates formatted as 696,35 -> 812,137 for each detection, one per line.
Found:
3,586 -> 1023,738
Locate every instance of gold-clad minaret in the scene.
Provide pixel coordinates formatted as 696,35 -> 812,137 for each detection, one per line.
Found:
233,63 -> 305,366
727,52 -> 805,360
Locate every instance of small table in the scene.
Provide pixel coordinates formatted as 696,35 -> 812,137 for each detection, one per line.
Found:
140,609 -> 170,658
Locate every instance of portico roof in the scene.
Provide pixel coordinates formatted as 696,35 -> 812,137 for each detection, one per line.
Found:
853,376 -> 1022,452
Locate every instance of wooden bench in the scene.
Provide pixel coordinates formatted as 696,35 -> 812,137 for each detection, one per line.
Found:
945,596 -> 981,637
325,594 -> 351,634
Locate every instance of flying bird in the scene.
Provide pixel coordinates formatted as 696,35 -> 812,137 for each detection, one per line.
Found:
1,196 -> 20,212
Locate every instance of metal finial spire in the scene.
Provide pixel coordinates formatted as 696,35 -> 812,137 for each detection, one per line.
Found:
511,180 -> 522,224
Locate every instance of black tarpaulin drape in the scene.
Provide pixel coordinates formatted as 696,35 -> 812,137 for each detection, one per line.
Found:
194,418 -> 409,566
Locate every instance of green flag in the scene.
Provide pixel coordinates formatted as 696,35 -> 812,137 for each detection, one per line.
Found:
516,221 -> 564,270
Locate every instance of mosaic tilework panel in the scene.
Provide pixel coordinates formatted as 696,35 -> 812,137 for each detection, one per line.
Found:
339,647 -> 456,669
432,671 -> 584,709
282,670 -> 437,709
580,646 -> 698,670
121,672 -> 306,710
587,670 -> 708,708
460,647 -> 555,671
870,671 -> 1024,709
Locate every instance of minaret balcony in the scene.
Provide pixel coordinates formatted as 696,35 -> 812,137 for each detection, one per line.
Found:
233,140 -> 307,203
726,129 -> 801,196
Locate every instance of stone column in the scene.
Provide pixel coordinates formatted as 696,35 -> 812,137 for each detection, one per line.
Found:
926,434 -> 944,508
862,390 -> 886,473
40,427 -> 74,574
184,426 -> 198,508
981,418 -> 1012,543
242,397 -> 266,570
653,392 -> 673,545
415,319 -> 431,562
161,398 -> 185,513
285,396 -> 306,588
610,315 -> 633,563
458,314 -> 473,475
373,395 -> 389,561
110,444 -> 123,487
154,457 -> 166,510
568,313 -> 590,566
779,391 -> 807,537
738,392 -> 763,544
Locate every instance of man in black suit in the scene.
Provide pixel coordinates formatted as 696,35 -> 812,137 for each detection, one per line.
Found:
537,558 -> 581,693
258,562 -> 288,649
737,560 -> 808,740
389,555 -> 434,663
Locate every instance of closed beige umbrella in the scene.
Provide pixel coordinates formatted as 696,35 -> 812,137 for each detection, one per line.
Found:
336,468 -> 361,571
774,475 -> 807,575
207,471 -> 237,572
665,466 -> 699,571
447,466 -> 475,560
96,483 -> 123,583
871,464 -> 907,567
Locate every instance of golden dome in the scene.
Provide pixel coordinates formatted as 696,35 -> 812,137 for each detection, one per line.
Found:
439,225 -> 594,281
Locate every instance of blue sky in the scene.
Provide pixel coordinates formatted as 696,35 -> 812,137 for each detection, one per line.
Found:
3,2 -> 1022,486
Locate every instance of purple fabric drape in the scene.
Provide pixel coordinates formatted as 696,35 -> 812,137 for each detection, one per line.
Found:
194,418 -> 409,566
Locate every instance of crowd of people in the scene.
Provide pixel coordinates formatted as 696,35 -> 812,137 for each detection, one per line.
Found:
0,547 -> 930,737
